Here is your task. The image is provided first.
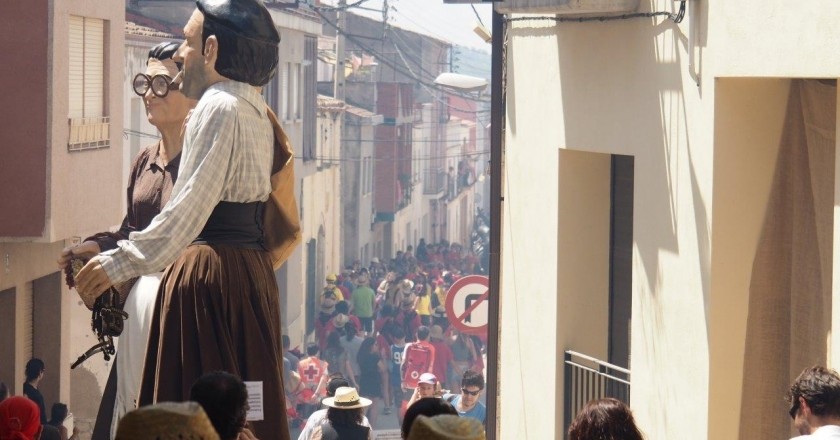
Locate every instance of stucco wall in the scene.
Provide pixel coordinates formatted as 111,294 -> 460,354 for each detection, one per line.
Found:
49,0 -> 125,242
502,1 -> 714,438
502,0 -> 840,438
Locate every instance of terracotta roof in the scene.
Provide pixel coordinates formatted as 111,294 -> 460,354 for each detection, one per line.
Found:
126,12 -> 185,38
125,21 -> 177,38
318,95 -> 346,112
265,2 -> 322,22
344,104 -> 380,120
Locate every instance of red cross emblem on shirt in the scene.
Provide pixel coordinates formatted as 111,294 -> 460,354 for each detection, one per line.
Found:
303,363 -> 321,382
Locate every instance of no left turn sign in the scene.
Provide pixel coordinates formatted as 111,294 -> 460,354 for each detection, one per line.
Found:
445,275 -> 490,335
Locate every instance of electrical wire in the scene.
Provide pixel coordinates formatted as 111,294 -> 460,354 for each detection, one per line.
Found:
295,149 -> 489,162
505,0 -> 686,24
470,4 -> 486,28
317,8 -> 490,104
313,0 -> 370,11
124,129 -> 161,140
128,127 -> 488,152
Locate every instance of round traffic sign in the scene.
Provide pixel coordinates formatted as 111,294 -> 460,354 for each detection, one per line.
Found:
445,275 -> 490,335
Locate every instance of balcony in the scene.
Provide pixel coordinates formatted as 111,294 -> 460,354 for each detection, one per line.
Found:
495,0 -> 640,15
423,167 -> 447,196
563,350 -> 630,433
68,117 -> 110,151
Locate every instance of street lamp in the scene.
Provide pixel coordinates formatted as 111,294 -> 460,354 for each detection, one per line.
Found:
434,72 -> 489,94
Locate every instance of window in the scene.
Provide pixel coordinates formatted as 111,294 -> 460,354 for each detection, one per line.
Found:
69,16 -> 104,119
68,16 -> 108,150
302,35 -> 317,160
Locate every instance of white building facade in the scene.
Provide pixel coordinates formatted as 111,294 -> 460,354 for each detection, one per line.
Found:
495,0 -> 840,439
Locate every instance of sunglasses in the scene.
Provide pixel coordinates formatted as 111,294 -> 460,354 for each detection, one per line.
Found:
461,388 -> 481,397
789,399 -> 800,419
133,73 -> 179,98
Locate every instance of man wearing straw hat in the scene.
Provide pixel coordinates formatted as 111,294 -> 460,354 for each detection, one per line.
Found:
308,387 -> 372,440
298,375 -> 370,440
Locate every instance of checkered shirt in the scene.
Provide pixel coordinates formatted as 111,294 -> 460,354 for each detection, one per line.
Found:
100,80 -> 274,284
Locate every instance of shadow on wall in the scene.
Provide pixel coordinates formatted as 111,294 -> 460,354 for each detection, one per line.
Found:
552,1 -> 707,436
738,79 -> 837,440
70,365 -> 104,432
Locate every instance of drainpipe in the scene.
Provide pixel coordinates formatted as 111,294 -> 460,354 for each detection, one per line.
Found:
486,7 -> 504,440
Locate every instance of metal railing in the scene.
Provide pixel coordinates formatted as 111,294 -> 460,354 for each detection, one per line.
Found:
423,167 -> 446,195
563,350 -> 631,436
68,116 -> 110,151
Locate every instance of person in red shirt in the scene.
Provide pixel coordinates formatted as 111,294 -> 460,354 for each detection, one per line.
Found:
428,325 -> 454,387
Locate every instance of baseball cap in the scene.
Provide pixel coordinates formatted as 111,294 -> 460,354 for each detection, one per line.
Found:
418,373 -> 438,385
326,274 -> 337,282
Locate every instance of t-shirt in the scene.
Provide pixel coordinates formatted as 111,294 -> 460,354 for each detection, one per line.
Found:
351,286 -> 375,318
358,352 -> 383,397
415,294 -> 431,316
340,335 -> 364,376
389,343 -> 406,383
444,394 -> 487,423
430,340 -> 454,385
297,409 -> 370,440
23,383 -> 47,424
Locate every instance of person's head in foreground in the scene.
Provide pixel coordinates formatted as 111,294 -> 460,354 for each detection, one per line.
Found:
115,401 -> 220,440
459,370 -> 485,411
787,365 -> 840,436
0,396 -> 42,440
417,372 -> 439,399
567,398 -> 644,440
402,398 -> 459,439
321,387 -> 372,427
190,371 -> 248,440
407,414 -> 485,440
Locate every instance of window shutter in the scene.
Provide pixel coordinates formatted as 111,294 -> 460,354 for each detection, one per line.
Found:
68,16 -> 84,119
282,62 -> 290,120
294,63 -> 301,119
83,18 -> 104,118
21,282 -> 33,364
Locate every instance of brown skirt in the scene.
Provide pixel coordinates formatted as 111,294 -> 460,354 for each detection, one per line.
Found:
137,244 -> 289,440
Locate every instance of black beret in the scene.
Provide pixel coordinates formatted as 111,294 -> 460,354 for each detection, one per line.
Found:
196,0 -> 280,45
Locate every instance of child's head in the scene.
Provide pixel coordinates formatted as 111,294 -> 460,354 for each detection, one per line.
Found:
391,327 -> 406,344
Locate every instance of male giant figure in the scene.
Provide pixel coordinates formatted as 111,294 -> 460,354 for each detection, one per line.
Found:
76,1 -> 295,437
788,366 -> 840,439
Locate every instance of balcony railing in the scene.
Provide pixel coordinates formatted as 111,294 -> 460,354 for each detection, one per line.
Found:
423,167 -> 446,195
563,350 -> 630,435
68,116 -> 110,151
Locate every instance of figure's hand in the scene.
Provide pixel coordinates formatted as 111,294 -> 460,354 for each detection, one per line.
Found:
75,256 -> 113,309
57,241 -> 100,269
237,428 -> 259,440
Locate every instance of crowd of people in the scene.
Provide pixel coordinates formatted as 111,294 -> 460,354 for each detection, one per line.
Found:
280,239 -> 490,437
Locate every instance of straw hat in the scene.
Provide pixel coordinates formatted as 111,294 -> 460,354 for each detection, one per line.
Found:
333,313 -> 349,329
321,387 -> 372,410
115,401 -> 220,440
407,415 -> 485,440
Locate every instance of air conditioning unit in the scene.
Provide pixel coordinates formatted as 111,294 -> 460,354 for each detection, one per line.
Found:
494,0 -> 640,15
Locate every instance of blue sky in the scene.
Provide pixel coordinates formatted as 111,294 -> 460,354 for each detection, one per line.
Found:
322,0 -> 494,52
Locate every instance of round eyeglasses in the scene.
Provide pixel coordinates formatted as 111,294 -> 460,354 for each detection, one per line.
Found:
132,73 -> 179,98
